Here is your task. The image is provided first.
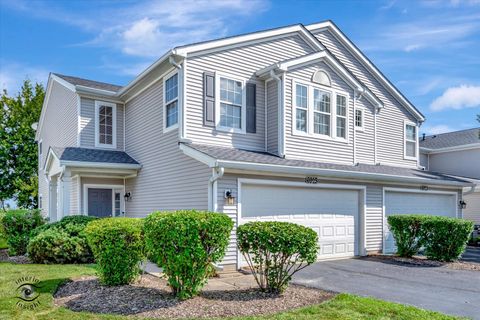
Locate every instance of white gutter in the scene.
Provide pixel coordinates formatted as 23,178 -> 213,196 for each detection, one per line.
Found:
59,160 -> 142,170
208,167 -> 224,212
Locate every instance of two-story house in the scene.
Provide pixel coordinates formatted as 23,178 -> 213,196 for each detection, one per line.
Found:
420,128 -> 480,226
36,21 -> 474,268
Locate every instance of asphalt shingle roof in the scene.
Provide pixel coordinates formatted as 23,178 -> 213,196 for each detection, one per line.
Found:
53,73 -> 123,92
184,143 -> 470,184
420,128 -> 480,150
52,147 -> 139,165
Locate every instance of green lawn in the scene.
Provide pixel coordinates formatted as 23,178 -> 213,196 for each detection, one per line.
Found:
0,262 -> 461,320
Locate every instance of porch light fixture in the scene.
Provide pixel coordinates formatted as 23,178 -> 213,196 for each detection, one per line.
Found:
124,192 -> 131,202
459,200 -> 467,209
224,190 -> 235,205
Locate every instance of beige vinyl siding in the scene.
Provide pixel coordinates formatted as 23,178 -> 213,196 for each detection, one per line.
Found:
38,81 -> 78,217
427,148 -> 480,180
124,79 -> 210,217
420,152 -> 429,169
70,176 -> 79,214
464,192 -> 480,224
266,80 -> 278,154
312,29 -> 418,167
215,173 -> 462,264
185,34 -> 314,151
355,97 -> 375,164
79,98 -> 124,150
284,61 -> 355,164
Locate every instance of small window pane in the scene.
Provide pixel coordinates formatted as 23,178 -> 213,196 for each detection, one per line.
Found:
165,73 -> 178,102
296,84 -> 307,108
406,125 -> 416,140
314,89 -> 330,113
296,109 -> 307,132
166,101 -> 178,128
337,117 -> 346,138
220,78 -> 242,106
98,105 -> 113,145
220,103 -> 241,129
314,113 -> 330,135
355,109 -> 363,127
336,95 -> 346,116
406,141 -> 416,157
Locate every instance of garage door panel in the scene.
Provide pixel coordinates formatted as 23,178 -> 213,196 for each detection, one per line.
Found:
240,183 -> 360,261
384,191 -> 457,254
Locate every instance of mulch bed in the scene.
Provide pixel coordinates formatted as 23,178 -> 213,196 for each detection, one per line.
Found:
0,249 -> 30,264
54,274 -> 334,319
367,254 -> 480,271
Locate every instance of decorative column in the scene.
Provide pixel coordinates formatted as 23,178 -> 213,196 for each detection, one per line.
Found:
48,176 -> 58,222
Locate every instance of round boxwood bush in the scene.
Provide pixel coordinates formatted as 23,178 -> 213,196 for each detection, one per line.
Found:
2,209 -> 45,255
27,215 -> 98,264
85,217 -> 144,286
144,210 -> 233,299
237,221 -> 319,293
422,216 -> 473,262
387,215 -> 426,257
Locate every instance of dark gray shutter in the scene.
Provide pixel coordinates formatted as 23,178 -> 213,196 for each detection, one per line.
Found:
246,83 -> 256,133
203,71 -> 215,127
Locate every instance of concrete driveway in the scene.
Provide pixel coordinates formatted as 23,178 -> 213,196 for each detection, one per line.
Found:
462,246 -> 480,264
292,258 -> 480,319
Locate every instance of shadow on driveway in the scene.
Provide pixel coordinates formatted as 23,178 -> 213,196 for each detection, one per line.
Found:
461,246 -> 480,264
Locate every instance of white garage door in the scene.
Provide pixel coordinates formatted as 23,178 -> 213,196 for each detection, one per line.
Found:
384,190 -> 457,253
240,183 -> 360,261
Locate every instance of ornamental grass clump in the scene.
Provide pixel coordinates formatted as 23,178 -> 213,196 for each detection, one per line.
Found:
237,221 -> 319,294
144,210 -> 233,300
85,217 -> 144,285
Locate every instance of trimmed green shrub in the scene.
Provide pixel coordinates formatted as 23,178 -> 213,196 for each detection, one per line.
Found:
422,217 -> 473,262
2,209 -> 45,255
387,215 -> 426,257
144,210 -> 233,299
237,221 -> 319,293
0,211 -> 7,249
27,215 -> 97,263
85,218 -> 144,286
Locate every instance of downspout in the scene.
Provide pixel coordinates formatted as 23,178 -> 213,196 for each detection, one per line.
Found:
208,167 -> 224,212
270,70 -> 284,157
264,79 -> 269,152
374,106 -> 378,164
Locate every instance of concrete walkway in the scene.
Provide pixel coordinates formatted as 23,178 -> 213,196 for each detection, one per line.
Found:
292,257 -> 480,319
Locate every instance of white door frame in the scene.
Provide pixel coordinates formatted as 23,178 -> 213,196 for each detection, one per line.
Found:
236,178 -> 367,268
382,187 -> 459,254
83,183 -> 125,216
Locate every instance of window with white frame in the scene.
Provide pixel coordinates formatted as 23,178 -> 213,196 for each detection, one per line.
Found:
164,73 -> 179,129
95,101 -> 116,148
219,77 -> 243,129
313,88 -> 331,136
336,94 -> 347,139
295,84 -> 308,132
405,122 -> 417,159
355,108 -> 364,130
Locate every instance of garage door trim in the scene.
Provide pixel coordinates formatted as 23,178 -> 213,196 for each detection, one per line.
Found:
382,187 -> 459,254
237,178 -> 367,267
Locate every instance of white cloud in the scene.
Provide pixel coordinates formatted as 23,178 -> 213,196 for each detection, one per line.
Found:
430,85 -> 480,111
422,124 -> 456,135
0,62 -> 49,95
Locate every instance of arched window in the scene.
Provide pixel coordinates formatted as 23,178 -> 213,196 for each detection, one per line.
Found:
312,70 -> 331,87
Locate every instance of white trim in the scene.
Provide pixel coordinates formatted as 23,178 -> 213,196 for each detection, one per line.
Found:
60,160 -> 141,170
163,69 -> 180,132
179,143 -> 217,167
305,22 -> 425,122
215,72 -> 247,134
83,183 -> 124,216
382,187 -> 459,253
420,143 -> 480,154
354,106 -> 365,132
76,94 -> 81,147
94,100 -> 117,149
181,59 -> 188,140
403,120 -> 418,161
236,178 -> 367,266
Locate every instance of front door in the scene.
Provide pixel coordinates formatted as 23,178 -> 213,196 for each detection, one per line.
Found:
88,188 -> 112,217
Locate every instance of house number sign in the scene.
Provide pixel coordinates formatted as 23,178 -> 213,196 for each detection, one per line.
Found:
305,177 -> 319,184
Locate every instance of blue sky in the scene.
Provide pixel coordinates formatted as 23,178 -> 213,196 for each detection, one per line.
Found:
1,0 -> 479,135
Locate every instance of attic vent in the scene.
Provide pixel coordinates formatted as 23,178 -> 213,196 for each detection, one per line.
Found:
312,70 -> 331,87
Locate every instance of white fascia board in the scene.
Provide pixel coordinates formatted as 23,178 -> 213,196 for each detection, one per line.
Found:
420,143 -> 480,154
305,21 -> 424,122
75,85 -> 118,97
174,25 -> 324,57
216,159 -> 472,187
59,160 -> 141,170
43,147 -> 60,172
179,144 -> 217,167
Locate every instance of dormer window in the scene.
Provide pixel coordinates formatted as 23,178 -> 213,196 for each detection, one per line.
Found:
95,101 -> 116,148
404,121 -> 417,160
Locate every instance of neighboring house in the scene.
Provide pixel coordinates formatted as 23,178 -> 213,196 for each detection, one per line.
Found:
36,21 -> 475,268
420,128 -> 480,226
